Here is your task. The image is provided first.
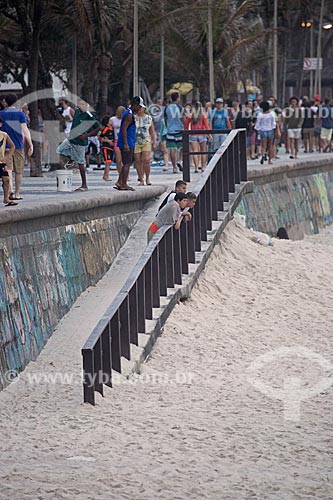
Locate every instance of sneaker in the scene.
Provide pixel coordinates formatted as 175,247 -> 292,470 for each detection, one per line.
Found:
64,159 -> 75,169
176,162 -> 183,172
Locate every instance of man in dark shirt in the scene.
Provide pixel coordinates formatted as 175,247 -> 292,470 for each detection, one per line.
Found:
57,98 -> 100,191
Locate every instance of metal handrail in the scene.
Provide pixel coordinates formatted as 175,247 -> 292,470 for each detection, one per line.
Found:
82,129 -> 247,404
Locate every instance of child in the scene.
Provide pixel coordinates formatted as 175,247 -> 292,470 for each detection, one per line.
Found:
99,116 -> 114,181
0,116 -> 17,206
147,192 -> 188,242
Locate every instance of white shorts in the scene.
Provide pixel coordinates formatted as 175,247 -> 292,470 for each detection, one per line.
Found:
287,129 -> 302,139
320,127 -> 333,141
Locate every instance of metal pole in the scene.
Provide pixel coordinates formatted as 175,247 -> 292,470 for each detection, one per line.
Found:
315,0 -> 325,97
72,33 -> 78,101
133,0 -> 139,96
160,33 -> 165,102
310,23 -> 314,97
208,0 -> 214,102
273,0 -> 278,98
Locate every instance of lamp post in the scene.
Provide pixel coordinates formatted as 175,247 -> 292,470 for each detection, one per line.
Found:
208,0 -> 214,103
133,0 -> 139,96
300,20 -> 313,97
315,0 -> 325,97
273,0 -> 278,99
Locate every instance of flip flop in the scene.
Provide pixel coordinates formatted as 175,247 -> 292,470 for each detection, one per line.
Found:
75,187 -> 88,191
103,178 -> 112,182
5,201 -> 18,207
13,197 -> 23,200
146,183 -> 152,186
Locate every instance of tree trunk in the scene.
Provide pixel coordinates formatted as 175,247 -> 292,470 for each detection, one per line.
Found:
96,52 -> 112,115
28,0 -> 43,177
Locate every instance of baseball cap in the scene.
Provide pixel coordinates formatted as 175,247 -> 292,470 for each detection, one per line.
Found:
131,96 -> 145,107
215,97 -> 223,103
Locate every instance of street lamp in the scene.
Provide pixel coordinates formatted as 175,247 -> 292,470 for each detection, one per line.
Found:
300,20 -> 314,97
323,22 -> 332,30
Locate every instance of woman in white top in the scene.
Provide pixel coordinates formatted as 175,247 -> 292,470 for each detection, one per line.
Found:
59,98 -> 74,136
254,101 -> 276,165
111,106 -> 125,174
134,107 -> 156,186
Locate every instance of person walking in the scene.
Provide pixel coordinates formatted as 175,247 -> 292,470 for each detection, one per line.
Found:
134,106 -> 156,186
0,116 -> 17,206
0,93 -> 33,200
185,102 -> 210,172
165,92 -> 185,173
114,96 -> 144,191
254,101 -> 276,165
208,97 -> 231,151
302,100 -> 315,153
320,98 -> 333,153
284,97 -> 304,159
59,98 -> 74,136
111,106 -> 125,174
99,115 -> 114,182
57,98 -> 100,191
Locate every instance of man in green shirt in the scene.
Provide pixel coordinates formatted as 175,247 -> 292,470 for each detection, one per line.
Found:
57,98 -> 100,190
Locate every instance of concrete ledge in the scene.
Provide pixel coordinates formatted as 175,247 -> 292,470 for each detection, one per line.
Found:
0,185 -> 166,227
248,156 -> 333,184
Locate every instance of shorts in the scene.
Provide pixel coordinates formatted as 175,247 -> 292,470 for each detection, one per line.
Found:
260,130 -> 274,140
302,128 -> 314,137
57,139 -> 86,164
287,128 -> 302,139
320,127 -> 333,141
114,139 -> 120,152
102,147 -> 113,163
147,222 -> 160,242
134,142 -> 152,154
120,148 -> 134,166
250,130 -> 257,146
0,162 -> 9,177
166,133 -> 182,150
86,136 -> 101,155
6,149 -> 25,174
213,134 -> 227,151
190,136 -> 206,143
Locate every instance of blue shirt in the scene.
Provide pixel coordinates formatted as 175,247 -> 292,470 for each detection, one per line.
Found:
321,105 -> 333,129
209,108 -> 229,130
0,108 -> 27,149
117,109 -> 136,149
165,103 -> 184,134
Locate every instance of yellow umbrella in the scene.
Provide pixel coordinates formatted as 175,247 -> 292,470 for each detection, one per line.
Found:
167,82 -> 193,96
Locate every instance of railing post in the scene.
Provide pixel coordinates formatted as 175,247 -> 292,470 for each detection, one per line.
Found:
173,226 -> 182,285
200,187 -> 207,241
180,220 -> 189,274
137,270 -> 146,333
182,131 -> 190,182
206,175 -> 213,230
129,284 -> 138,345
166,228 -> 175,288
194,199 -> 202,251
111,311 -> 121,373
187,212 -> 196,263
223,153 -> 229,203
151,246 -> 160,308
228,140 -> 235,193
119,296 -> 131,360
158,235 -> 168,296
101,324 -> 112,387
82,349 -> 95,405
94,338 -> 103,396
144,258 -> 153,319
239,130 -> 247,181
234,133 -> 241,185
217,157 -> 224,211
211,165 -> 218,220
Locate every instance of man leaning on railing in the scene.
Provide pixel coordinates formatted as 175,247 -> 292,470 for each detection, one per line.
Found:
147,192 -> 189,242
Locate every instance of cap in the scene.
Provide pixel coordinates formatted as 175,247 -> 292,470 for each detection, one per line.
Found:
215,97 -> 223,103
314,94 -> 320,101
131,96 -> 145,107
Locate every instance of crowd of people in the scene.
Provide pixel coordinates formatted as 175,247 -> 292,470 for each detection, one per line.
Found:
0,90 -> 332,203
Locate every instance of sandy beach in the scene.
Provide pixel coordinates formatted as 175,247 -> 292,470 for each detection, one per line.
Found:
0,220 -> 332,500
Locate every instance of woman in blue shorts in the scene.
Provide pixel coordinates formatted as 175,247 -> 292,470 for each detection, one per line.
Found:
254,101 -> 276,165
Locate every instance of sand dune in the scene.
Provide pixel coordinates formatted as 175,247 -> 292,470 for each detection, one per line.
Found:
0,220 -> 332,500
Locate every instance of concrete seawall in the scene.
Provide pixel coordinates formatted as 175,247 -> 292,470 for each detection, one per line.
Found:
0,187 -> 165,389
239,158 -> 333,239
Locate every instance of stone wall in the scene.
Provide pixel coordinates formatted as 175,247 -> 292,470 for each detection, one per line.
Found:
0,188 -> 164,389
238,163 -> 333,239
